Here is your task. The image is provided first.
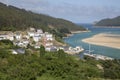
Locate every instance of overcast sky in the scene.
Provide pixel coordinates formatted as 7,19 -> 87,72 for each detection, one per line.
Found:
0,0 -> 120,23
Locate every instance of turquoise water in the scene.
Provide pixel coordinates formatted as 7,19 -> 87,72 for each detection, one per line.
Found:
64,24 -> 120,59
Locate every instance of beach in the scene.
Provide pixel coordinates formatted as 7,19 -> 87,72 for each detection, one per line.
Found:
82,33 -> 120,49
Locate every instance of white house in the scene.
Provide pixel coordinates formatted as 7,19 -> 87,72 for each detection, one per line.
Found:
12,50 -> 18,54
7,36 -> 14,41
45,47 -> 51,51
57,47 -> 64,51
22,39 -> 29,44
27,31 -> 35,37
15,33 -> 22,40
35,33 -> 40,36
45,46 -> 57,52
0,35 -> 14,41
33,33 -> 42,42
34,45 -> 40,48
34,44 -> 40,48
45,33 -> 53,41
33,36 -> 40,42
27,27 -> 36,37
45,42 -> 53,47
30,27 -> 35,31
0,35 -> 7,40
34,43 -> 41,48
12,49 -> 25,54
6,34 -> 14,41
23,35 -> 30,39
37,29 -> 43,34
0,31 -> 14,41
14,40 -> 29,48
39,33 -> 45,37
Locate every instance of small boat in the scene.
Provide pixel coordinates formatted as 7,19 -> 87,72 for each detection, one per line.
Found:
85,44 -> 94,54
84,44 -> 113,60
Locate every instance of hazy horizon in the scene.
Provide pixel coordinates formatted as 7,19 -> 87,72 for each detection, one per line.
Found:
0,0 -> 120,23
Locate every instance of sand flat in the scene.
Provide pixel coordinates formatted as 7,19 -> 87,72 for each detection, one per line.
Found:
82,33 -> 120,49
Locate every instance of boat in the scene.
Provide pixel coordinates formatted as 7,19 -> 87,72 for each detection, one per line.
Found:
84,44 -> 113,60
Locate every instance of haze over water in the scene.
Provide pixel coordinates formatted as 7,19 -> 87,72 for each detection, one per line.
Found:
64,24 -> 120,59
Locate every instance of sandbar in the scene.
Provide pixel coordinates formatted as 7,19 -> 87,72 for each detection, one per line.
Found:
82,33 -> 120,49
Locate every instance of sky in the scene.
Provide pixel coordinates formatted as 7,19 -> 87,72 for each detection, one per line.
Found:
0,0 -> 120,23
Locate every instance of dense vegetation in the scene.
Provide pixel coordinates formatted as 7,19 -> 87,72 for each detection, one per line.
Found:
0,2 -> 86,38
0,40 -> 14,49
0,49 -> 101,80
85,56 -> 120,79
95,16 -> 120,27
0,41 -> 120,80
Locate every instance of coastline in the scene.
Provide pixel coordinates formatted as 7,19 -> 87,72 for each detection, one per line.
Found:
63,30 -> 88,55
82,33 -> 120,49
63,30 -> 90,39
94,26 -> 120,28
71,30 -> 90,34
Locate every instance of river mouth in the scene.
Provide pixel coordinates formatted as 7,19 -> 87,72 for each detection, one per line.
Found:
64,24 -> 120,59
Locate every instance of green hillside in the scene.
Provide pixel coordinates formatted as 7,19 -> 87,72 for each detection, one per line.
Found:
95,16 -> 120,27
0,2 -> 85,33
0,45 -> 120,80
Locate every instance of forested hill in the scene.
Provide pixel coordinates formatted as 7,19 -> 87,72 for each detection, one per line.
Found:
95,16 -> 120,27
0,2 -> 86,32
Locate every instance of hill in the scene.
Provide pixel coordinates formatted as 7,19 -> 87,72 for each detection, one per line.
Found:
0,2 -> 86,38
95,16 -> 120,27
0,45 -> 120,80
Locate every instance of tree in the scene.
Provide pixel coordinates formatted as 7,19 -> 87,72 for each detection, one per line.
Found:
57,49 -> 65,58
40,45 -> 45,57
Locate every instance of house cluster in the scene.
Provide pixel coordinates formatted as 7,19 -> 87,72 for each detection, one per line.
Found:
0,31 -> 14,41
0,28 -> 84,55
28,28 -> 54,50
0,27 -> 54,51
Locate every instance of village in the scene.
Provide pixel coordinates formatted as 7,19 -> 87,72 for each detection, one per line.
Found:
0,27 -> 84,55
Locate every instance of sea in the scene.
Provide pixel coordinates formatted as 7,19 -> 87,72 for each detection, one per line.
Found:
64,24 -> 120,59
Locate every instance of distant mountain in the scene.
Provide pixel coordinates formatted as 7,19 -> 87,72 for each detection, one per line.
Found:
95,16 -> 120,27
0,2 -> 86,38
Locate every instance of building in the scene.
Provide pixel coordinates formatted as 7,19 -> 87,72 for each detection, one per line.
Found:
33,33 -> 42,42
33,36 -> 41,42
27,27 -> 36,37
7,35 -> 14,41
45,42 -> 53,47
23,35 -> 30,39
14,32 -> 22,40
34,44 -> 40,49
22,39 -> 29,45
12,48 -> 25,54
0,35 -> 7,40
12,50 -> 18,54
45,47 -> 51,51
7,33 -> 14,41
39,33 -> 44,37
45,32 -> 53,41
0,31 -> 14,41
30,27 -> 35,31
45,46 -> 57,52
27,31 -> 35,37
37,29 -> 43,34
14,40 -> 29,48
14,41 -> 23,47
